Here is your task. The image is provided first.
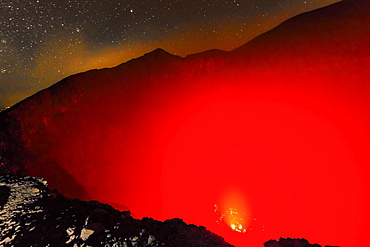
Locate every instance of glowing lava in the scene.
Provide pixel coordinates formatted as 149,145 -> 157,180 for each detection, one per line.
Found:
152,86 -> 368,246
216,190 -> 250,233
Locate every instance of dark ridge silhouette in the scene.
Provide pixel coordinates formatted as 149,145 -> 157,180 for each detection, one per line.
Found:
264,238 -> 339,247
232,0 -> 370,67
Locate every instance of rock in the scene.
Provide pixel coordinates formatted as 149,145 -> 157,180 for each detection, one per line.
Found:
264,238 -> 339,247
0,175 -> 233,247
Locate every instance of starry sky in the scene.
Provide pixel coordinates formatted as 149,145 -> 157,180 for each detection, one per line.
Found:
1,0 -> 341,109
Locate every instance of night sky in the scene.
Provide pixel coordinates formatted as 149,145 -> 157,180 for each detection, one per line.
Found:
1,0 -> 340,109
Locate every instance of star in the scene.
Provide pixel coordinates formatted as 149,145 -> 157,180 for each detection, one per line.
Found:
0,0 -> 341,109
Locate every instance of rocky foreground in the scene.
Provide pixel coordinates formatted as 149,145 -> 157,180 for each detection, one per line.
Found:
264,238 -> 339,247
0,175 -> 233,247
0,175 -> 340,247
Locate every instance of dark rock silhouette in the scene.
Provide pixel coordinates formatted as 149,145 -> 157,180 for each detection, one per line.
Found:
0,175 -> 233,246
264,238 -> 339,247
233,0 -> 370,65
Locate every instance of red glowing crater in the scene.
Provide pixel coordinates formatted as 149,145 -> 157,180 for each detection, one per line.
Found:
5,2 -> 370,245
9,58 -> 369,246
100,83 -> 368,246
156,89 -> 366,246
